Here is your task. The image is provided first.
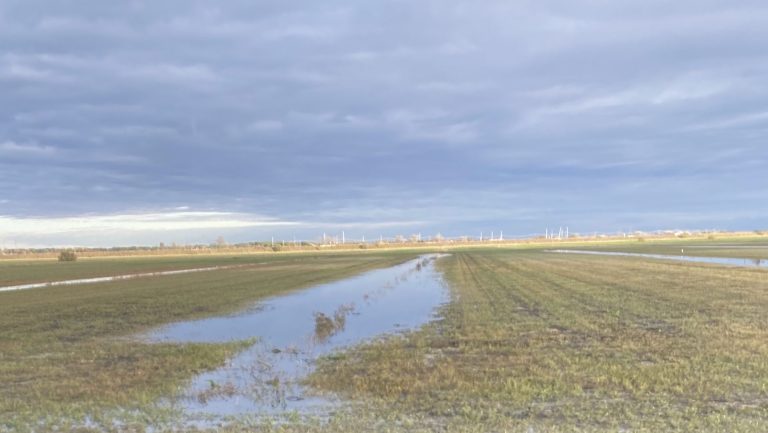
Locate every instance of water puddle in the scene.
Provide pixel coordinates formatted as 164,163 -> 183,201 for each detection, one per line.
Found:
144,254 -> 450,422
549,250 -> 768,268
683,245 -> 768,249
0,264 -> 258,293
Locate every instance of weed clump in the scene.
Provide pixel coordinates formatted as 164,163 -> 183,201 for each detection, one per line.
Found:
58,250 -> 77,262
314,304 -> 355,343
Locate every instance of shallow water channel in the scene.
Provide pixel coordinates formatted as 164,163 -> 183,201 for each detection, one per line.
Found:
549,250 -> 768,268
145,254 -> 450,421
0,264 -> 255,293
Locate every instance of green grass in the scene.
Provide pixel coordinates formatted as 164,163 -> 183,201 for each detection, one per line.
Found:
5,244 -> 768,432
551,237 -> 768,260
0,253 -> 314,287
0,251 -> 416,431
304,250 -> 768,432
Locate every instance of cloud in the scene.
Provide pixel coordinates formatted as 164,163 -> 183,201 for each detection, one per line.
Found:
680,110 -> 768,132
0,54 -> 66,82
245,120 -> 284,132
0,140 -> 56,155
0,0 -> 767,246
384,109 -> 480,143
0,211 -> 297,236
123,63 -> 219,86
263,25 -> 338,41
0,210 -> 439,247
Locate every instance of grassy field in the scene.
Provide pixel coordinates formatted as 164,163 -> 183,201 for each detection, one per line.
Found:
547,236 -> 768,260
2,236 -> 765,288
3,243 -> 768,432
0,251 -> 415,431
304,250 -> 768,432
0,254 -> 316,287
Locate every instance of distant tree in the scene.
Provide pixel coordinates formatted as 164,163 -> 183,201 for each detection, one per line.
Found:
216,236 -> 227,247
58,250 -> 77,262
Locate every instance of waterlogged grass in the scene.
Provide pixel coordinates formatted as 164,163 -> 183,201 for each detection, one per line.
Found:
0,252 -> 414,431
5,247 -> 768,432
304,250 -> 768,432
556,237 -> 768,260
0,253 -> 323,287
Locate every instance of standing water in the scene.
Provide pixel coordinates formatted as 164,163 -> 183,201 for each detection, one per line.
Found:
548,250 -> 768,268
144,254 -> 450,422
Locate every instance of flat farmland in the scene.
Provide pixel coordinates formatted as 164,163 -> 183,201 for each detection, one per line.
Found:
307,250 -> 768,432
3,245 -> 768,432
0,251 -> 416,431
0,253 -> 324,287
553,237 -> 768,260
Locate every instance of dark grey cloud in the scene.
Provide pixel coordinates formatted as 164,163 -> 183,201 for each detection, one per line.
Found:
1,0 -> 767,246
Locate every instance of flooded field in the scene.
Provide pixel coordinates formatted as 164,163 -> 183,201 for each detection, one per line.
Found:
144,254 -> 450,423
0,264 -> 256,293
3,247 -> 768,432
549,249 -> 768,267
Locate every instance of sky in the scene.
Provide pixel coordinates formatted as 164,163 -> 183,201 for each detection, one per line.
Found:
1,1 -> 767,247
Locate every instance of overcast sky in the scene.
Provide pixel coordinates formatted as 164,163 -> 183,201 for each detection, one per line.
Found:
1,1 -> 767,247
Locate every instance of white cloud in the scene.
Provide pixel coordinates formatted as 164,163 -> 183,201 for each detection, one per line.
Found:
245,120 -> 284,132
0,55 -> 59,82
680,110 -> 768,132
385,109 -> 479,143
0,141 -> 56,155
438,40 -> 478,55
36,16 -> 134,38
0,211 -> 297,236
263,25 -> 337,41
99,125 -> 180,137
515,76 -> 734,129
650,77 -> 731,104
313,220 -> 429,230
124,63 -> 218,85
416,81 -> 490,94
